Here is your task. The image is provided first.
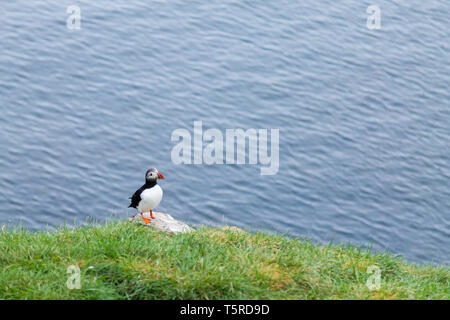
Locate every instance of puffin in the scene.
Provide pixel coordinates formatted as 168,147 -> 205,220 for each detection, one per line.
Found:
129,168 -> 165,224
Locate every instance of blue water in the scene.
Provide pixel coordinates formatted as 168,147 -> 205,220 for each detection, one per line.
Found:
0,1 -> 449,265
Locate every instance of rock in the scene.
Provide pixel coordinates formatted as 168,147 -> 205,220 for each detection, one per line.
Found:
128,211 -> 194,234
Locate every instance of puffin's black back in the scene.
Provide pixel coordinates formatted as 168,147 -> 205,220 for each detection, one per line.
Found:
128,180 -> 157,208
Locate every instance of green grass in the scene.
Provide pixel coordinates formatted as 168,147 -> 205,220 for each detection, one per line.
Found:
0,221 -> 448,299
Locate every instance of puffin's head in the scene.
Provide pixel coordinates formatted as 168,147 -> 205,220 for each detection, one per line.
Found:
145,168 -> 165,182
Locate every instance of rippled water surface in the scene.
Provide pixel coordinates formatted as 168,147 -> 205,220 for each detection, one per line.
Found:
0,1 -> 449,264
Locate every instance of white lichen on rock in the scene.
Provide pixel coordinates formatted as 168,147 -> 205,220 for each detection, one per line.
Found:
128,211 -> 194,234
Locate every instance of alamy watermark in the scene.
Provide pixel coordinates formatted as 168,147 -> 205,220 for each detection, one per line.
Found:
366,265 -> 381,291
65,5 -> 382,32
366,5 -> 381,30
171,121 -> 279,175
66,265 -> 81,289
67,5 -> 81,30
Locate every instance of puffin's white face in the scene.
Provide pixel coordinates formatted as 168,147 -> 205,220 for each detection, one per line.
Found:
146,171 -> 158,181
146,168 -> 165,182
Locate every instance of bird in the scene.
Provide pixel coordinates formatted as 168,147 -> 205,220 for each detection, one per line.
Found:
129,168 -> 165,224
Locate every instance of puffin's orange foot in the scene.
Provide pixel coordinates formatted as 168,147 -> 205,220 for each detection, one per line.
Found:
142,217 -> 151,224
150,210 -> 156,219
141,213 -> 151,224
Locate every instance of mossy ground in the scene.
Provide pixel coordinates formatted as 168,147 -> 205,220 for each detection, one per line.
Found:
0,222 -> 448,299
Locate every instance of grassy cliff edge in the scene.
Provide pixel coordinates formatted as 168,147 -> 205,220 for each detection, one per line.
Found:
0,221 -> 448,299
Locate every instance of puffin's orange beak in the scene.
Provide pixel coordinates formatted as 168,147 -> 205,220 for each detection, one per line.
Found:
157,172 -> 165,179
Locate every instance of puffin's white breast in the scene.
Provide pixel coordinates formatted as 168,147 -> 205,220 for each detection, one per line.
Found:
137,185 -> 163,213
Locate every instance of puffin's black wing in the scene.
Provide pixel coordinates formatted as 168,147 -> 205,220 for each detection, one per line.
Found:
128,184 -> 146,208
